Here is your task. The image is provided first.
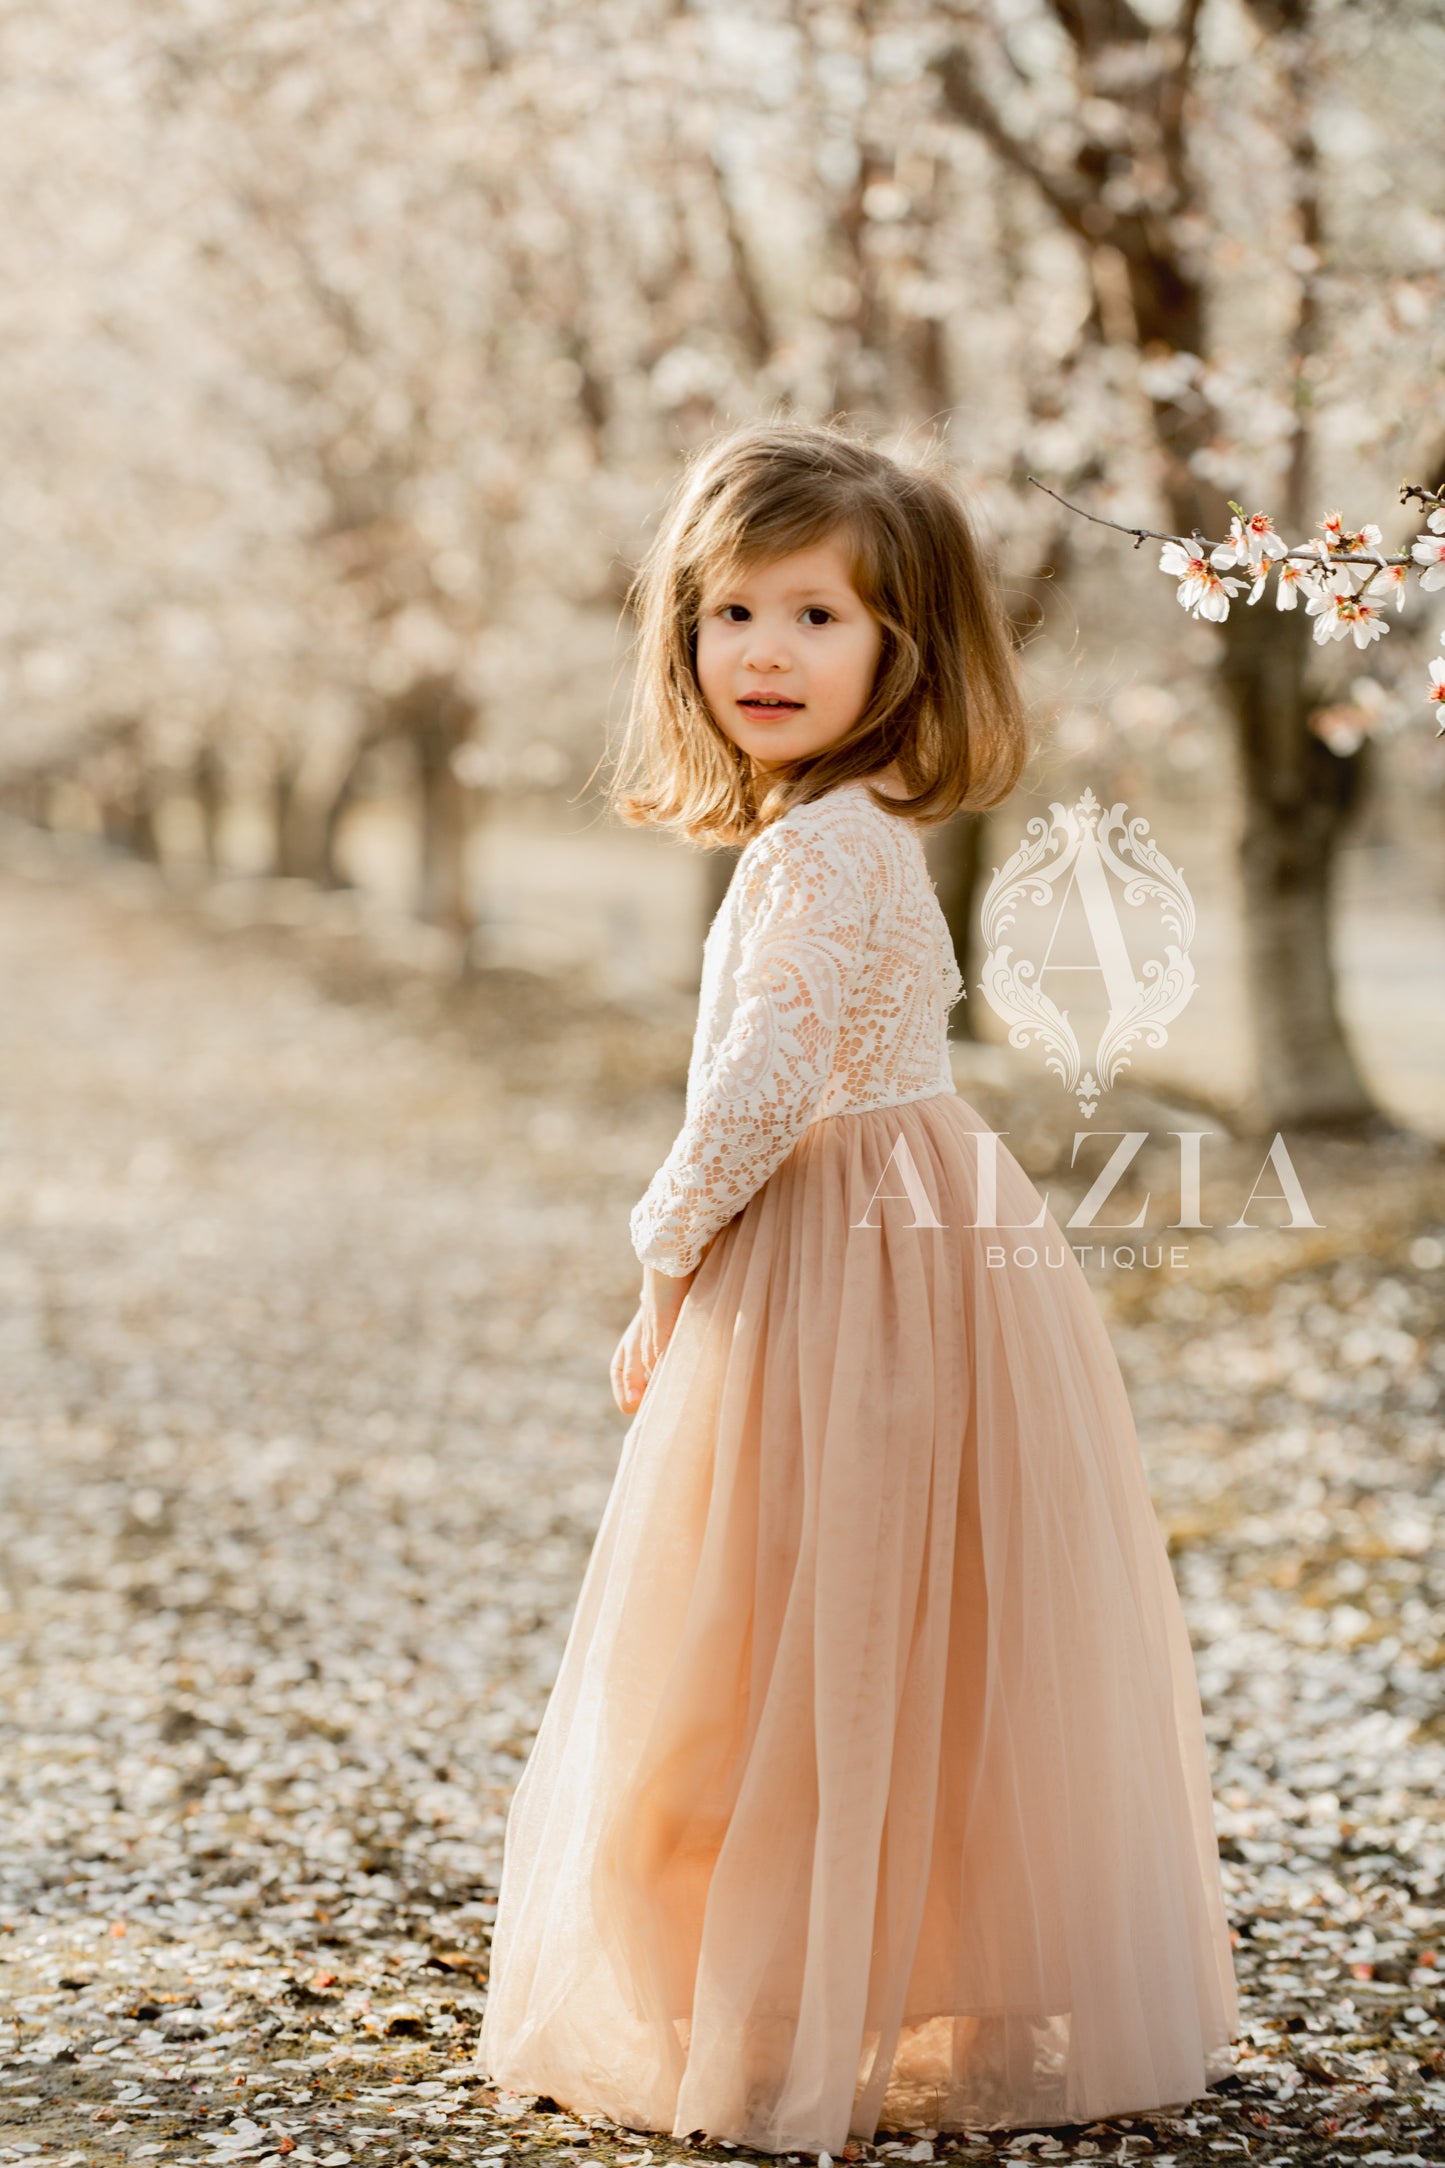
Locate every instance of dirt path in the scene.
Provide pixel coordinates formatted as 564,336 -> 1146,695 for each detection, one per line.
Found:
1,833 -> 1442,2167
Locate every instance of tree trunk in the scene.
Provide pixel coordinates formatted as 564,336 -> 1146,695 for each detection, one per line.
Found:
417,749 -> 472,937
407,676 -> 476,938
272,756 -> 308,878
192,742 -> 225,872
93,724 -> 161,862
1149,448 -> 1377,1131
1216,603 -> 1377,1129
931,813 -> 986,1041
318,730 -> 378,890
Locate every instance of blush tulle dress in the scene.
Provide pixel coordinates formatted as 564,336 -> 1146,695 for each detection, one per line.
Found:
475,778 -> 1239,2151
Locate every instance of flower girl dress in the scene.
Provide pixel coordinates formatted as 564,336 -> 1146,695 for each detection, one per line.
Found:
476,778 -> 1238,2153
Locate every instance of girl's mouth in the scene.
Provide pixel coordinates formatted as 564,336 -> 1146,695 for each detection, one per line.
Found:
738,695 -> 803,716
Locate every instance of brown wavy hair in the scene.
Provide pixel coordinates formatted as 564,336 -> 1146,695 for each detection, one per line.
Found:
606,418 -> 1030,847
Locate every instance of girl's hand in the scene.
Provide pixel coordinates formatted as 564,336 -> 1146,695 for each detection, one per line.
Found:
609,1249 -> 712,1417
610,1303 -> 652,1417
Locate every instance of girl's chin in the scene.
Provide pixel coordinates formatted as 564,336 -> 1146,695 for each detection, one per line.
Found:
737,729 -> 836,765
719,720 -> 848,770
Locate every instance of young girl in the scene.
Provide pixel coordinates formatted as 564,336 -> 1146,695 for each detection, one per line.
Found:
476,422 -> 1239,2153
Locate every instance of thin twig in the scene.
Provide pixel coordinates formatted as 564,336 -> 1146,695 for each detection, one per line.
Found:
1026,477 -> 1184,552
1026,476 -> 1413,570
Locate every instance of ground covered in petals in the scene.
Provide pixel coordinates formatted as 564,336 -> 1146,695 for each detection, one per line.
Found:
1,825 -> 1442,2168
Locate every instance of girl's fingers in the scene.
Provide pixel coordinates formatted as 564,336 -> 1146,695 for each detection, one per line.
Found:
611,1321 -> 651,1416
610,1336 -> 635,1416
640,1313 -> 664,1370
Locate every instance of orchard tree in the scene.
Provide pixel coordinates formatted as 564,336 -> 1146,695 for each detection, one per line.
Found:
931,0 -> 1445,1130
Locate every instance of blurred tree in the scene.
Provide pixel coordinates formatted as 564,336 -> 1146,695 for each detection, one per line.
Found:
932,0 -> 1439,1129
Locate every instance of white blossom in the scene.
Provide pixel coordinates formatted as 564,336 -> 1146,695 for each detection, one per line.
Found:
1410,531 -> 1445,592
1211,510 -> 1286,574
1304,575 -> 1391,649
1318,511 -> 1383,557
1275,555 -> 1325,612
1378,562 -> 1410,612
1159,538 -> 1244,622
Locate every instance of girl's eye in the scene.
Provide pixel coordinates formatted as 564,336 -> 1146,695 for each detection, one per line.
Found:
801,607 -> 834,626
718,604 -> 750,623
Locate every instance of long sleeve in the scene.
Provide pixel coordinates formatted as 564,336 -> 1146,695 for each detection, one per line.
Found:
630,817 -> 873,1278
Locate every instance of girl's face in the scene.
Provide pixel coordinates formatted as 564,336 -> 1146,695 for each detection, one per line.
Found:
695,533 -> 884,772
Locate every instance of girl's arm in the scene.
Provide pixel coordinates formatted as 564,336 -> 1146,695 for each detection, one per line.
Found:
628,817 -> 872,1281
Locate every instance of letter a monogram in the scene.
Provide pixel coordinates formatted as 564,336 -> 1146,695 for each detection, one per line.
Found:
851,1134 -> 946,1231
978,786 -> 1197,1117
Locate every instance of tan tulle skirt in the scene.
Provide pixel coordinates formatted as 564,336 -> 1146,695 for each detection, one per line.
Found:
476,1091 -> 1239,2151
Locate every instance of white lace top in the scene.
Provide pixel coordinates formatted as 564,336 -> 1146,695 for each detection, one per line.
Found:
630,779 -> 965,1277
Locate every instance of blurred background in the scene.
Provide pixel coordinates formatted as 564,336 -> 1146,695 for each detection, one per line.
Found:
2,0 -> 1442,1134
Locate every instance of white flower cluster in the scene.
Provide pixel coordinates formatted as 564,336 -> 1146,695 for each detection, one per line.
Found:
1157,498 -> 1445,731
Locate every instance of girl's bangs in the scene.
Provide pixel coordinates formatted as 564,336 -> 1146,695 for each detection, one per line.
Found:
688,491 -> 874,606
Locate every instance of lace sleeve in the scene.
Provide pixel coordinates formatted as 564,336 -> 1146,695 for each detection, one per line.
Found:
630,818 -> 873,1278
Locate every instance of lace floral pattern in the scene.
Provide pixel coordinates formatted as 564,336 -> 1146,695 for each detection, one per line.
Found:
631,781 -> 964,1276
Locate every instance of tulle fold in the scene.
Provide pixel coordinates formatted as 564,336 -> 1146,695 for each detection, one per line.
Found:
477,1092 -> 1238,2150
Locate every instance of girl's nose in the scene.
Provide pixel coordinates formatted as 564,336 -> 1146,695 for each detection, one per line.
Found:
741,628 -> 790,670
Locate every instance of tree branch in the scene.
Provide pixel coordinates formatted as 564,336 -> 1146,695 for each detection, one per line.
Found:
1026,476 -> 1416,569
1161,0 -> 1206,189
1043,0 -> 1156,57
931,48 -> 1093,241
